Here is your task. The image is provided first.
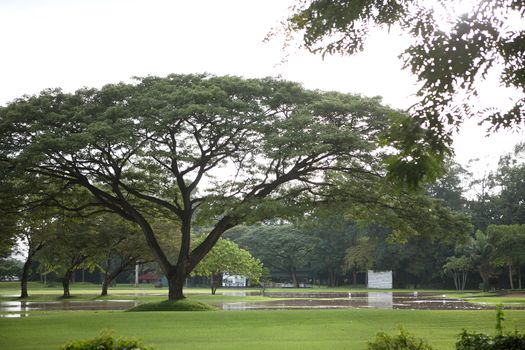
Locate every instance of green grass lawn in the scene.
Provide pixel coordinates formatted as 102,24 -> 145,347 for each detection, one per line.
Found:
1,309 -> 524,350
2,282 -> 525,349
444,291 -> 525,306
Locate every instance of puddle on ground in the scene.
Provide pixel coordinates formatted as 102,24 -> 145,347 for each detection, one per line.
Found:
215,292 -> 524,311
0,300 -> 138,317
1,292 -> 522,315
221,291 -> 262,297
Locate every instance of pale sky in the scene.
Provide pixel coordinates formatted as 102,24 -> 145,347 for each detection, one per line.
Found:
1,0 -> 523,173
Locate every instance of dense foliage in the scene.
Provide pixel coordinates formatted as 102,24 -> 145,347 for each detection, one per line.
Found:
60,331 -> 152,350
367,328 -> 435,350
456,331 -> 525,350
191,238 -> 263,294
283,0 -> 525,187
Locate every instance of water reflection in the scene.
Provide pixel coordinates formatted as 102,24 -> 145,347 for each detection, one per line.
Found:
1,292 -> 521,315
0,313 -> 29,318
216,292 -> 512,311
222,291 -> 261,297
0,299 -> 138,317
367,292 -> 393,309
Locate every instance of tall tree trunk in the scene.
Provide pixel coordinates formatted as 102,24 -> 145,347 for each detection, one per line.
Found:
461,270 -> 468,291
509,264 -> 514,290
452,271 -> 459,290
518,267 -> 522,290
100,264 -> 128,297
62,270 -> 73,298
291,267 -> 299,288
20,256 -> 32,298
479,265 -> 490,291
210,273 -> 222,295
166,261 -> 189,301
19,242 -> 45,298
352,271 -> 357,287
167,273 -> 185,301
328,270 -> 335,287
101,279 -> 110,297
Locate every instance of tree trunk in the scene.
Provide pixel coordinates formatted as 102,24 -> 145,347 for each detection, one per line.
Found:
19,242 -> 45,299
452,271 -> 459,290
100,260 -> 129,297
479,265 -> 490,291
518,267 -> 522,290
352,271 -> 357,287
101,280 -> 109,297
461,270 -> 468,291
210,274 -> 215,295
210,273 -> 222,295
289,267 -> 299,288
62,270 -> 73,298
509,264 -> 514,290
328,269 -> 335,287
20,256 -> 32,298
167,270 -> 186,301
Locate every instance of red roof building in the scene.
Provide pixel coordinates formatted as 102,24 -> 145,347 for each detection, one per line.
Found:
138,272 -> 160,283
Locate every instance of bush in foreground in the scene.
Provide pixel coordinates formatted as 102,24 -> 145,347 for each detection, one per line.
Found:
367,328 -> 435,350
369,306 -> 525,350
127,299 -> 216,312
60,331 -> 152,350
456,330 -> 525,350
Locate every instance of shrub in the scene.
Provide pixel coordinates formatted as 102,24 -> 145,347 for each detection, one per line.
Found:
127,299 -> 216,312
456,330 -> 525,350
367,328 -> 435,350
455,306 -> 525,350
60,331 -> 152,350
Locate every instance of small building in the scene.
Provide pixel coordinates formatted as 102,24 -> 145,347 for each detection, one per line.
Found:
138,272 -> 160,284
367,270 -> 392,289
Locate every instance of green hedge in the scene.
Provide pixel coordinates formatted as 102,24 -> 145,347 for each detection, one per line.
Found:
367,328 -> 435,350
60,331 -> 152,350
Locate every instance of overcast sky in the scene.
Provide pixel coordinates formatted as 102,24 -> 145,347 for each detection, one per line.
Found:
1,0 -> 523,174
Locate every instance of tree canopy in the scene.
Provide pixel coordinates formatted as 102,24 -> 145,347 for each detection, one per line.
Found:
0,73 -> 400,300
283,0 -> 525,186
192,238 -> 263,294
231,224 -> 317,287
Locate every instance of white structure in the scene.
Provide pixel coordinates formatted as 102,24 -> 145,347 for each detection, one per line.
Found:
367,270 -> 392,289
222,274 -> 247,287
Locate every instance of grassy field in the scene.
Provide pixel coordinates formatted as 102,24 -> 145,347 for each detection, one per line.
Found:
2,308 -> 525,350
2,282 -> 525,350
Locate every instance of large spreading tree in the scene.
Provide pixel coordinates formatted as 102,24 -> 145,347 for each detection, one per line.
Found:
1,74 -> 401,300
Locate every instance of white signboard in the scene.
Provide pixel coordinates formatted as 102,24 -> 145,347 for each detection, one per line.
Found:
367,270 -> 392,289
222,274 -> 247,287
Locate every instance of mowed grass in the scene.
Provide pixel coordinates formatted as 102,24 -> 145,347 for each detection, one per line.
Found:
1,309 -> 525,350
1,282 -> 525,349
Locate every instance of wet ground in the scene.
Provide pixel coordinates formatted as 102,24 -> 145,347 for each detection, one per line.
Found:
1,291 -> 522,316
0,300 -> 138,317
217,291 -> 522,311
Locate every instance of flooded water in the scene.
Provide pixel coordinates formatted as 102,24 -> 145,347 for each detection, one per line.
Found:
215,291 -> 518,311
221,291 -> 262,297
1,291 -> 521,315
0,300 -> 138,317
